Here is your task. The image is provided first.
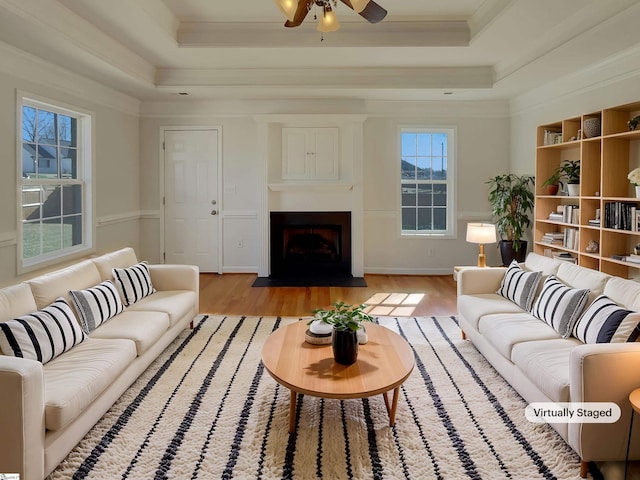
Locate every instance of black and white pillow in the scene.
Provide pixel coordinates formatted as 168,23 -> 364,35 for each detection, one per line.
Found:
496,260 -> 542,311
0,298 -> 86,364
573,295 -> 640,343
112,262 -> 156,306
531,275 -> 590,338
70,280 -> 124,333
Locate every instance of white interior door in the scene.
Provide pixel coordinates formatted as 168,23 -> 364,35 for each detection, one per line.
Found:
164,129 -> 219,272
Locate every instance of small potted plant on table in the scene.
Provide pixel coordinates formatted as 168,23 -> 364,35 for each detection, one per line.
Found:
308,301 -> 373,365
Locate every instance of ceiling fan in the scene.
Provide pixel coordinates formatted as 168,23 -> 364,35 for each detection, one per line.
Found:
274,0 -> 387,33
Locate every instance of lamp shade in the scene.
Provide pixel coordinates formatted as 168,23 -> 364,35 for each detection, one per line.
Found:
317,6 -> 340,32
274,0 -> 298,22
466,223 -> 497,244
350,0 -> 371,13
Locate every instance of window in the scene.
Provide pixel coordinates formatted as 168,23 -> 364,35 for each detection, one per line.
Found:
400,128 -> 455,237
19,96 -> 92,269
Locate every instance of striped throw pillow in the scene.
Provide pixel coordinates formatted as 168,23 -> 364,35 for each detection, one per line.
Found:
531,275 -> 590,338
0,298 -> 86,364
496,260 -> 542,311
70,280 -> 125,333
573,295 -> 640,343
112,262 -> 156,306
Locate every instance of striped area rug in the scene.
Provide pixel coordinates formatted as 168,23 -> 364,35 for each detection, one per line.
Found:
51,315 -> 583,479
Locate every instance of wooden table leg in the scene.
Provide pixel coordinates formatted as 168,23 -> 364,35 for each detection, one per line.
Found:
382,386 -> 401,427
289,390 -> 297,434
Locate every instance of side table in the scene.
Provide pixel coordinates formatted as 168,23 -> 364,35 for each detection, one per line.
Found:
625,389 -> 640,479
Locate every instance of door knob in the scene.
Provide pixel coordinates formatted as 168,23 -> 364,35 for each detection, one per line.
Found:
211,200 -> 217,205
211,210 -> 217,215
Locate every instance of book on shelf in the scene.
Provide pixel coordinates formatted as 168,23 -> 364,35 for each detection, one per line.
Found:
563,228 -> 579,250
543,130 -> 563,146
552,251 -> 577,263
540,232 -> 564,245
603,202 -> 638,231
622,255 -> 640,265
588,219 -> 601,226
548,205 -> 579,224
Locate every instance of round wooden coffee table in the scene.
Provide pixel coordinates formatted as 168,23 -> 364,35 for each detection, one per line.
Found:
261,321 -> 415,433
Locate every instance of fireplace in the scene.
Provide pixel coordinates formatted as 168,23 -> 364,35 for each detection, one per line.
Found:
270,211 -> 351,278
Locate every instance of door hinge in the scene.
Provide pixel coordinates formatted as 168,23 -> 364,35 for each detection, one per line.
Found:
163,252 -> 166,262
162,196 -> 165,206
162,141 -> 165,150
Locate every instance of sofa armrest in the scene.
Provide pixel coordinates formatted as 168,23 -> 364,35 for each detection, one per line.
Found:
148,264 -> 199,292
457,267 -> 507,296
0,356 -> 45,480
568,343 -> 640,461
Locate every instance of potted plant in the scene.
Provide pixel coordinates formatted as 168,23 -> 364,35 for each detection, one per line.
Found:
560,160 -> 580,196
486,174 -> 535,266
309,301 -> 373,365
541,170 -> 562,195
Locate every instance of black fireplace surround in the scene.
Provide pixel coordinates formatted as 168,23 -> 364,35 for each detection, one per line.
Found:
270,211 -> 351,279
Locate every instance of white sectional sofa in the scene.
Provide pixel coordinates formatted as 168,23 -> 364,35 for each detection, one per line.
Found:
457,252 -> 640,478
0,248 -> 199,480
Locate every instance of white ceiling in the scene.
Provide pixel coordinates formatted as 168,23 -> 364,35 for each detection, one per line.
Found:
1,0 -> 640,102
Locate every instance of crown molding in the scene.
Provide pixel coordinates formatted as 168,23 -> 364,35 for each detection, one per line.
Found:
178,21 -> 469,48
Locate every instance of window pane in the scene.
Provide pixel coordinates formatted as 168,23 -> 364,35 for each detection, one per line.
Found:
60,148 -> 77,178
37,110 -> 57,145
63,185 -> 82,215
37,148 -> 58,179
417,184 -> 433,206
22,187 -> 41,221
401,183 -> 417,206
23,221 -> 41,259
63,215 -> 82,248
418,208 -> 432,230
401,133 -> 417,156
22,144 -> 37,179
42,186 -> 61,219
402,208 -> 416,230
42,218 -> 62,255
433,133 -> 447,156
417,133 -> 431,156
23,106 -> 36,142
433,157 -> 446,180
58,115 -> 77,147
434,208 -> 447,230
416,157 -> 431,180
434,184 -> 447,206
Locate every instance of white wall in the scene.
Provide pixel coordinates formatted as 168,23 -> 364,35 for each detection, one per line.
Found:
0,43 -> 142,285
140,99 -> 510,274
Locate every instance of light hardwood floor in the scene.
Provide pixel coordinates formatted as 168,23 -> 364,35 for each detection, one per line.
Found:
199,273 -> 458,317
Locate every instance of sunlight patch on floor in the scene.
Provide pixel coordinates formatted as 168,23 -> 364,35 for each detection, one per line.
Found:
364,292 -> 425,317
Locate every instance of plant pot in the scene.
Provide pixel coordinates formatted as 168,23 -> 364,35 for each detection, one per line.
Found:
567,183 -> 580,196
499,240 -> 527,266
332,328 -> 358,365
636,185 -> 640,198
543,184 -> 559,195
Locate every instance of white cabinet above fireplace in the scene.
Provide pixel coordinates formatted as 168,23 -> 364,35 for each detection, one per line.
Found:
282,127 -> 339,180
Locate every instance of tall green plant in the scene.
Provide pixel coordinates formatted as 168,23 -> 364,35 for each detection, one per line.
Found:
486,174 -> 535,252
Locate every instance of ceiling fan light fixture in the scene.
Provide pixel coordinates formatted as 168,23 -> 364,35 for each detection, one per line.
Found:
317,5 -> 340,32
274,0 -> 297,22
350,0 -> 370,13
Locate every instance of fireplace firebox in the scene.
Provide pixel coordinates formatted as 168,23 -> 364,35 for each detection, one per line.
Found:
270,211 -> 351,278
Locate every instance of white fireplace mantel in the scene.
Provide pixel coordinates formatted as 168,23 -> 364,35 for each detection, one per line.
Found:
255,115 -> 366,278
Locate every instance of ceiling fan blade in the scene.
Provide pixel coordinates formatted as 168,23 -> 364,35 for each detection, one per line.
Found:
340,0 -> 387,24
284,0 -> 314,27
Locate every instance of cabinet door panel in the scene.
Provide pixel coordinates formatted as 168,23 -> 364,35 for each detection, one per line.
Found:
312,129 -> 339,179
282,129 -> 308,179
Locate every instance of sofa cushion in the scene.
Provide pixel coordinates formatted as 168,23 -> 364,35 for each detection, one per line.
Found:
511,338 -> 581,403
92,247 -> 139,281
127,290 -> 197,327
0,283 -> 39,322
555,262 -> 610,303
69,281 -> 124,333
89,311 -> 170,355
572,295 -> 640,343
604,277 -> 640,311
478,313 -> 561,359
496,260 -> 542,311
43,337 -> 136,431
531,275 -> 590,338
457,294 -> 525,330
27,259 -> 102,309
524,252 -> 561,276
112,262 -> 156,306
0,298 -> 86,364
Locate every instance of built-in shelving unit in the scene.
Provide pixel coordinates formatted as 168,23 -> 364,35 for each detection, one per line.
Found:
534,101 -> 640,279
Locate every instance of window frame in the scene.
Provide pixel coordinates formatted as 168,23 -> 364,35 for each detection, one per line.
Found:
17,92 -> 94,273
398,126 -> 456,238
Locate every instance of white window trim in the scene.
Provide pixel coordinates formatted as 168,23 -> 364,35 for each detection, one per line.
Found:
398,126 -> 457,239
16,91 -> 95,274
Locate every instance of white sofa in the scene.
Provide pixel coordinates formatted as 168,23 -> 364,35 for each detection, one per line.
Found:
457,252 -> 640,478
0,248 -> 199,480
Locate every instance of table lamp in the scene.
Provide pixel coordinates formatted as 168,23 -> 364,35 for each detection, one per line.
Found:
466,223 -> 497,267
